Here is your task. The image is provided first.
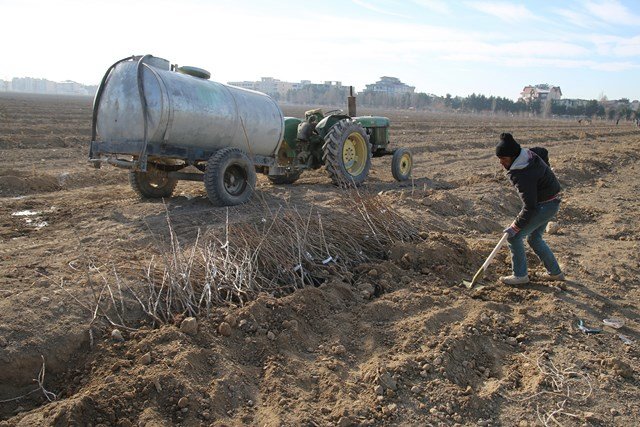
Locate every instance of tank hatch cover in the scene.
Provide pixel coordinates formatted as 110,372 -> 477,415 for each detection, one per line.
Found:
177,66 -> 211,80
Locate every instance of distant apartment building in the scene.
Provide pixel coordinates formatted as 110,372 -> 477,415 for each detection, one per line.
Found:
519,84 -> 562,103
57,80 -> 88,95
362,76 -> 415,95
302,80 -> 343,91
227,80 -> 257,91
263,77 -> 299,98
11,78 -> 54,93
600,98 -> 640,111
228,77 -> 296,98
0,77 -> 96,95
227,77 -> 342,99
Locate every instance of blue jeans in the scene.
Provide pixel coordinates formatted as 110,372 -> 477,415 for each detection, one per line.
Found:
507,199 -> 562,277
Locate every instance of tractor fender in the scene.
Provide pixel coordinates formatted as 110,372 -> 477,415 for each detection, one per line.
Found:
315,114 -> 351,139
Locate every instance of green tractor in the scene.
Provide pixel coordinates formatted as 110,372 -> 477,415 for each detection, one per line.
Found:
90,55 -> 412,206
269,104 -> 413,187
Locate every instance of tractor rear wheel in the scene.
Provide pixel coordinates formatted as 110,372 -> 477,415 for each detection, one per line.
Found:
204,148 -> 256,206
129,164 -> 178,199
322,119 -> 371,186
268,170 -> 302,185
391,148 -> 413,181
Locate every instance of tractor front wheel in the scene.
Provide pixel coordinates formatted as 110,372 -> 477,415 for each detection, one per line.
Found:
391,148 -> 413,181
322,119 -> 371,186
204,148 -> 256,206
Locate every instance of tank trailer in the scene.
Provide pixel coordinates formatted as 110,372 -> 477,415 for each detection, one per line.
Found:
90,55 -> 413,206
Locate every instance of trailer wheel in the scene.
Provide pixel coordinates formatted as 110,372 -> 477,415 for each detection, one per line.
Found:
204,148 -> 256,206
129,164 -> 178,199
391,148 -> 413,181
268,170 -> 302,185
322,119 -> 371,186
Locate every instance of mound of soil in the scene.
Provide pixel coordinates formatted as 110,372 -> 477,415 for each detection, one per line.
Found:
0,170 -> 61,196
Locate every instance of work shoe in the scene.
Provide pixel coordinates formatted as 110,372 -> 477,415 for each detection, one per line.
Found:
500,275 -> 530,285
536,271 -> 565,281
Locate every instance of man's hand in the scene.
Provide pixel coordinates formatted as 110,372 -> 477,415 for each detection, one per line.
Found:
503,225 -> 518,238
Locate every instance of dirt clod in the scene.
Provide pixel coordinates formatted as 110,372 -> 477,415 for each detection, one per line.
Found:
177,397 -> 189,408
111,329 -> 124,342
139,352 -> 152,365
603,357 -> 634,379
180,317 -> 198,335
546,221 -> 560,234
218,321 -> 232,336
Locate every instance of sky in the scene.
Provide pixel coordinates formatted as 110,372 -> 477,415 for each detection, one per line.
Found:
1,0 -> 639,101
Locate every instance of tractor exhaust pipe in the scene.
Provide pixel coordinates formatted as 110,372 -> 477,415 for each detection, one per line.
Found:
348,86 -> 356,117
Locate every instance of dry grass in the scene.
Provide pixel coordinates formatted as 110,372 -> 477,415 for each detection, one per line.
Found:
71,190 -> 419,327
502,353 -> 594,427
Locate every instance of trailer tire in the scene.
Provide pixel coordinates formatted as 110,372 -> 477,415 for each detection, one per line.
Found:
204,148 -> 256,206
391,148 -> 413,181
268,170 -> 302,185
322,119 -> 371,187
129,164 -> 178,199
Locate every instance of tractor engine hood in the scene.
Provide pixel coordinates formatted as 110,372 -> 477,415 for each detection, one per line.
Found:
354,116 -> 390,128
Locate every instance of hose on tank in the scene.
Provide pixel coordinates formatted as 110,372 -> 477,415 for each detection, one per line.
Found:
91,55 -> 135,143
222,84 -> 255,159
136,55 -> 152,170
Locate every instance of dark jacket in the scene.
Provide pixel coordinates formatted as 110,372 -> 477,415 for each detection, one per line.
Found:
507,148 -> 561,230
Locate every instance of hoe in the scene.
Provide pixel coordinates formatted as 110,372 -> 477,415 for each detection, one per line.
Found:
463,233 -> 508,289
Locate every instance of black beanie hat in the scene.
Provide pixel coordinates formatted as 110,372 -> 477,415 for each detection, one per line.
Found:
496,133 -> 521,157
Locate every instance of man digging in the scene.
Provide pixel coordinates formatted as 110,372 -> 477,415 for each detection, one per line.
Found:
495,132 -> 565,285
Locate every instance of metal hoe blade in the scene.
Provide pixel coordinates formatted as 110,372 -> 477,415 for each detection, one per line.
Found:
462,266 -> 485,289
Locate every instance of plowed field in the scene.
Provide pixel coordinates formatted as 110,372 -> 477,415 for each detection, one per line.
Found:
0,93 -> 638,426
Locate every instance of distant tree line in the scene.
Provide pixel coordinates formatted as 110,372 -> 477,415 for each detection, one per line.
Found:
282,86 -> 639,120
548,100 -> 604,117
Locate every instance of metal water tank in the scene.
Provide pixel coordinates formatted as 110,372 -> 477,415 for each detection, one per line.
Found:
95,55 -> 284,158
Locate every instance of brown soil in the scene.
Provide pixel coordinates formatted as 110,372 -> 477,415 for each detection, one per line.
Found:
0,93 -> 638,426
